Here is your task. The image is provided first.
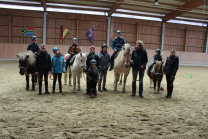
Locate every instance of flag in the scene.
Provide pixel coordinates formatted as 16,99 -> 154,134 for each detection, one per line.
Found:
87,28 -> 94,43
22,27 -> 34,36
60,26 -> 69,42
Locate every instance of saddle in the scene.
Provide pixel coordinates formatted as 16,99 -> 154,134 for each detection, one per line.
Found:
115,49 -> 122,59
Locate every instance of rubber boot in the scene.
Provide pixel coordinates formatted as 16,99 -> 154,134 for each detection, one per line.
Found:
98,85 -> 102,92
59,87 -> 63,93
39,87 -> 42,95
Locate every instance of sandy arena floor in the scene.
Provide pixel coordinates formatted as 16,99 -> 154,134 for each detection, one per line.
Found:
0,60 -> 208,139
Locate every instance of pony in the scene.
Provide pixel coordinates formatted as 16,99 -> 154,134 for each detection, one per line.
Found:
147,61 -> 164,93
64,54 -> 72,86
114,44 -> 132,93
70,53 -> 87,93
115,45 -> 135,86
16,51 -> 36,91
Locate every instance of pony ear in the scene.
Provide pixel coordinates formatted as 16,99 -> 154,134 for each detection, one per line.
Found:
80,52 -> 82,57
16,54 -> 19,58
154,61 -> 156,64
26,54 -> 29,59
162,61 -> 164,64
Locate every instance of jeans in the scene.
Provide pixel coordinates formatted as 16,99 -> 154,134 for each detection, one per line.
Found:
38,71 -> 48,92
98,70 -> 107,88
53,73 -> 62,91
166,75 -> 175,97
132,69 -> 145,95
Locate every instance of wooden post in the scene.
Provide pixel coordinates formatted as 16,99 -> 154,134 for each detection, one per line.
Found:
76,19 -> 79,39
9,15 -> 12,43
136,23 -> 139,41
184,28 -> 188,52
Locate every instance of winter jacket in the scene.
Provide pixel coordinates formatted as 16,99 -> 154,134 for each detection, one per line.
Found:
86,52 -> 99,70
131,49 -> 148,70
27,42 -> 40,54
87,67 -> 99,82
51,54 -> 65,74
111,37 -> 126,51
68,44 -> 81,55
164,55 -> 179,76
154,55 -> 162,62
98,50 -> 111,71
36,51 -> 51,72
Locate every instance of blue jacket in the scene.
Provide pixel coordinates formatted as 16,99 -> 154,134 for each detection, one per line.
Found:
27,42 -> 40,54
51,54 -> 65,74
36,51 -> 51,72
154,55 -> 162,62
131,49 -> 148,70
98,50 -> 111,71
111,37 -> 126,51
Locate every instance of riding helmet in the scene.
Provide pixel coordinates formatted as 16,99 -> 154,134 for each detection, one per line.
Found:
116,30 -> 121,35
31,36 -> 38,41
90,59 -> 97,65
72,37 -> 77,42
101,43 -> 108,49
155,49 -> 161,54
53,47 -> 59,53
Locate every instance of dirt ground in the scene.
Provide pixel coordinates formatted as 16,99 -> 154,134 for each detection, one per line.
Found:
0,60 -> 208,139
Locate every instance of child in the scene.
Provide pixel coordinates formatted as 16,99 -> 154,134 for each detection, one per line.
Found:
98,43 -> 111,92
148,49 -> 162,72
51,47 -> 65,93
87,59 -> 99,98
86,46 -> 99,94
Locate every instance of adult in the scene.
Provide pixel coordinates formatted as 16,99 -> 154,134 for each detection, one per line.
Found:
109,30 -> 126,71
131,40 -> 148,98
35,44 -> 51,95
163,49 -> 179,98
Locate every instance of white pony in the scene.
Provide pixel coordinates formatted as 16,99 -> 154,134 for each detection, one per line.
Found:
114,44 -> 132,93
64,54 -> 72,86
70,53 -> 87,93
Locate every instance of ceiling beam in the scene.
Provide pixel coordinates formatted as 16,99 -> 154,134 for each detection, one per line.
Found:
41,0 -> 46,11
108,0 -> 124,17
163,0 -> 205,22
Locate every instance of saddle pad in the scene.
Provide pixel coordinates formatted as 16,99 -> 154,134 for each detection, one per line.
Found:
64,54 -> 71,62
70,55 -> 76,64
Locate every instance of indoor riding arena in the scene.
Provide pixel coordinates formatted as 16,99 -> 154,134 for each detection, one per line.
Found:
0,0 -> 208,138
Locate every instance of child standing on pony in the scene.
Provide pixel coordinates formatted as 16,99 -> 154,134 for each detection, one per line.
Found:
147,49 -> 162,72
87,59 -> 99,98
51,47 -> 65,93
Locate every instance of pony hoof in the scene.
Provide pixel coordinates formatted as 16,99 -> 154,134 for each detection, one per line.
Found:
32,88 -> 35,91
64,83 -> 67,85
78,89 -> 81,91
123,91 -> 126,94
119,83 -> 122,85
114,89 -> 117,92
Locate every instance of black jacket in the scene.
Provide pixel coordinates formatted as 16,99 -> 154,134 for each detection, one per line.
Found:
164,55 -> 179,76
27,42 -> 40,54
36,51 -> 51,72
87,67 -> 99,82
86,52 -> 99,70
131,49 -> 148,70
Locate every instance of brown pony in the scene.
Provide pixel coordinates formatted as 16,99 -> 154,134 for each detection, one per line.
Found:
147,61 -> 164,93
16,51 -> 36,91
114,44 -> 132,93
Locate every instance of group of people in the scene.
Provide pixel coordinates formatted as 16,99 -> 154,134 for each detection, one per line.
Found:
27,30 -> 179,99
